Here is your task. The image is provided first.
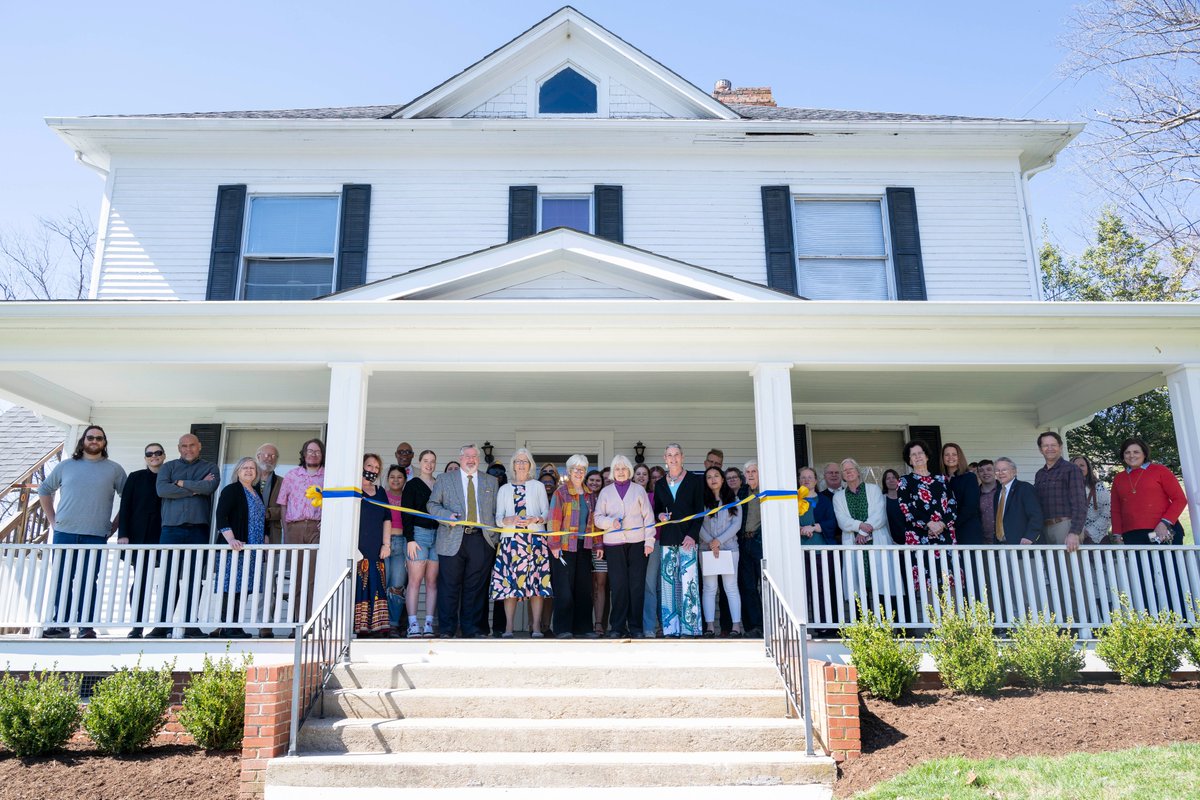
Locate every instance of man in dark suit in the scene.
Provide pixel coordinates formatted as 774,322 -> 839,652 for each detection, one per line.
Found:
653,443 -> 705,637
428,443 -> 499,637
993,457 -> 1044,545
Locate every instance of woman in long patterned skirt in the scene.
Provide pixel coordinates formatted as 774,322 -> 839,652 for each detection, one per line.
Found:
490,448 -> 552,637
355,453 -> 392,637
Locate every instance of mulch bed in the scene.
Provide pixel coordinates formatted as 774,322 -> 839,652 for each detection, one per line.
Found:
835,681 -> 1200,797
0,742 -> 240,800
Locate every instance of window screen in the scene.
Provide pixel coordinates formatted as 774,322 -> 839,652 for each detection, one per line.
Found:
243,196 -> 338,300
540,196 -> 591,233
794,199 -> 890,300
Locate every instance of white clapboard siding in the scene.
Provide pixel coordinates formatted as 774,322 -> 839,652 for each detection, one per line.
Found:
97,153 -> 1033,302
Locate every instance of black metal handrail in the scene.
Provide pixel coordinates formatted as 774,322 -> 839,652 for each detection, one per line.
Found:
761,566 -> 815,756
288,559 -> 354,756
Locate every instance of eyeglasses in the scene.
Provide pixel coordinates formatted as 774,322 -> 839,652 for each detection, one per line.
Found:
85,435 -> 106,442
395,449 -> 413,456
304,448 -> 323,455
144,450 -> 165,458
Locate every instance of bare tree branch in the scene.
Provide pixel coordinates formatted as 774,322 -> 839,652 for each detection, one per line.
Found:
0,209 -> 96,300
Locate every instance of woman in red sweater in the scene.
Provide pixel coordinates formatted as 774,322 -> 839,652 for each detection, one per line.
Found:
1110,437 -> 1188,545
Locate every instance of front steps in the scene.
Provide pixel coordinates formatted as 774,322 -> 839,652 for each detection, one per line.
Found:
266,640 -> 835,798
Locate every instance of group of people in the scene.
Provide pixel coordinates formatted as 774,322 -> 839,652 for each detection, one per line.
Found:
35,424 -> 1189,641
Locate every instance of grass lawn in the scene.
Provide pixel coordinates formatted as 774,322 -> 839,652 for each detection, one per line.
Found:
853,742 -> 1200,800
1182,514 -> 1193,545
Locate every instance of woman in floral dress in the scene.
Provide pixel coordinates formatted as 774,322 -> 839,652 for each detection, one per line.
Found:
490,448 -> 552,637
896,440 -> 957,597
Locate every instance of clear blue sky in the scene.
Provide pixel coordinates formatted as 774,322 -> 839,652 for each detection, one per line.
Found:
0,1 -> 1101,253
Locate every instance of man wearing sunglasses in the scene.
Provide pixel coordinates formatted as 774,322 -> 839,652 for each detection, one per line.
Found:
118,443 -> 166,638
37,425 -> 127,639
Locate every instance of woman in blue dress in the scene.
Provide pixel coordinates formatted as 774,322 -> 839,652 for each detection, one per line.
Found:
214,456 -> 266,639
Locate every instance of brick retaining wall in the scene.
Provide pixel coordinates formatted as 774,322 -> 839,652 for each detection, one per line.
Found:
806,659 -> 861,762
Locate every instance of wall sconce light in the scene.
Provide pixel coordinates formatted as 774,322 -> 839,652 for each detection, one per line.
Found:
482,441 -> 494,464
634,441 -> 646,464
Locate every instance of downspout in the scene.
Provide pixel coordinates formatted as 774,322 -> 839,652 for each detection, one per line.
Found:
1020,157 -> 1058,303
74,150 -> 108,178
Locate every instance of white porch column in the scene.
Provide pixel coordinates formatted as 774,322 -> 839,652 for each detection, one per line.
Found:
751,363 -> 805,619
1166,365 -> 1200,533
314,363 -> 370,603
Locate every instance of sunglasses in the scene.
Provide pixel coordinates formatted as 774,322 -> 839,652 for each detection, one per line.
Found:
85,435 -> 106,442
144,450 -> 165,458
396,449 -> 413,456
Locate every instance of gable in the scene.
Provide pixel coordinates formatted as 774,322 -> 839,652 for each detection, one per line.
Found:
324,229 -> 794,302
397,7 -> 737,121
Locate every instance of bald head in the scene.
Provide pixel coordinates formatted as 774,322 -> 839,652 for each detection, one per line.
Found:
178,434 -> 201,462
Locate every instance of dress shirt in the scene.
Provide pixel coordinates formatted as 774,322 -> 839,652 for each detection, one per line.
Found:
459,469 -> 484,525
277,467 -> 324,523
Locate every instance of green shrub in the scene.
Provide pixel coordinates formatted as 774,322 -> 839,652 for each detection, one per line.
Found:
82,661 -> 175,755
840,601 -> 921,701
0,669 -> 82,756
1008,613 -> 1085,690
1095,595 -> 1185,686
926,590 -> 1007,695
179,652 -> 250,750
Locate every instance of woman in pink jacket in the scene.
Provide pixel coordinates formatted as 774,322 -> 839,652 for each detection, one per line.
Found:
594,454 -> 656,638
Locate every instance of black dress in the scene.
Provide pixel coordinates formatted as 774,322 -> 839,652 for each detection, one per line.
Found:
355,487 -> 391,634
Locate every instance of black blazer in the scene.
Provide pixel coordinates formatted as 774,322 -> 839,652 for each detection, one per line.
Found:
993,479 -> 1044,544
118,468 -> 161,545
654,471 -> 705,547
950,473 -> 984,545
215,482 -> 260,544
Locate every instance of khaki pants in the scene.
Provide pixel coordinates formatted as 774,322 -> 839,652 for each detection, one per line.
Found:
1042,519 -> 1081,624
285,519 -> 321,621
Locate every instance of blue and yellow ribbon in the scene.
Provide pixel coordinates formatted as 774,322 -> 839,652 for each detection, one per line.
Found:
306,483 -> 809,539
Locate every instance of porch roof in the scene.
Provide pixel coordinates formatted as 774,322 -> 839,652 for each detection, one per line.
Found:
0,299 -> 1195,430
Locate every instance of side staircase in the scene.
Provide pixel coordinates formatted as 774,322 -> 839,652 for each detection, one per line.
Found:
266,639 -> 835,799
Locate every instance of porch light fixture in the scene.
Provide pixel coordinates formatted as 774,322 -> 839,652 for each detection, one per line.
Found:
634,441 -> 646,464
482,441 -> 495,464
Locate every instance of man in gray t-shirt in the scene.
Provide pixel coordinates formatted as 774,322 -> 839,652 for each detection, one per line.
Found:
37,424 -> 126,639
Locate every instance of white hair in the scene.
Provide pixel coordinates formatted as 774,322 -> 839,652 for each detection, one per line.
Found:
995,457 -> 1018,472
610,454 -> 634,475
566,454 -> 590,473
510,447 -> 537,476
664,442 -> 683,455
840,457 -> 862,474
459,442 -> 479,457
233,456 -> 260,483
743,459 -> 757,472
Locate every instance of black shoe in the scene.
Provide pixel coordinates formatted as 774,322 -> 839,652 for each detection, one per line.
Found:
182,628 -> 207,639
582,631 -> 601,639
606,630 -> 624,639
258,629 -> 274,639
41,627 -> 69,639
209,629 -> 228,639
473,633 -> 489,639
143,627 -> 169,639
629,630 -> 645,639
128,629 -> 143,639
227,630 -> 251,639
77,629 -> 97,640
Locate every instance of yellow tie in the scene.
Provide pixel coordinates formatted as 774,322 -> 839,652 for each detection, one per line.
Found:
995,486 -> 1007,542
466,474 -> 477,525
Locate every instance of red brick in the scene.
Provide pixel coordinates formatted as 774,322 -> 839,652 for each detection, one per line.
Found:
844,750 -> 861,760
825,692 -> 857,705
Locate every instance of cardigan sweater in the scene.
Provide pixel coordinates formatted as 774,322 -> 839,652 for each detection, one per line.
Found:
215,482 -> 261,544
1111,463 -> 1188,534
548,484 -> 598,552
653,470 -> 705,547
594,482 -> 655,545
495,480 -> 550,536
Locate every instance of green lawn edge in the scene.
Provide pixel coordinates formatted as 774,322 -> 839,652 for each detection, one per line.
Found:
853,742 -> 1200,800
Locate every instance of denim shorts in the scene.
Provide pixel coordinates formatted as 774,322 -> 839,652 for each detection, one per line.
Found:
411,528 -> 439,563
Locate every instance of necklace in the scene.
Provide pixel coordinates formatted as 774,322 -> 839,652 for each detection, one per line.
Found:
1128,468 -> 1146,495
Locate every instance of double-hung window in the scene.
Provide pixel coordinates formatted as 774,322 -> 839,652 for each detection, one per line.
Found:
241,195 -> 340,300
539,194 -> 592,234
793,198 -> 891,300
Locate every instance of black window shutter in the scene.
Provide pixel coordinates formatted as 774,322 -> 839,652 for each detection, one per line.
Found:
593,185 -> 623,242
336,184 -> 371,292
908,425 -> 942,474
508,186 -> 538,241
793,424 -> 809,474
761,186 -> 797,295
886,187 -> 927,301
190,423 -> 223,466
205,185 -> 247,300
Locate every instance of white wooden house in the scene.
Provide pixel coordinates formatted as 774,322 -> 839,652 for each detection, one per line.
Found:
5,5 -> 1200,618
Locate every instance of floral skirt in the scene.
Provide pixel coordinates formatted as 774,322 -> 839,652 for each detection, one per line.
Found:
355,558 -> 390,633
490,533 -> 553,599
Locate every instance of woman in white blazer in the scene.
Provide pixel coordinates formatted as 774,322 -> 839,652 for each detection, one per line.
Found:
489,448 -> 552,637
832,458 -> 897,615
593,454 -> 656,638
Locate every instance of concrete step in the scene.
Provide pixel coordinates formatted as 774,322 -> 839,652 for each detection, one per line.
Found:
267,750 -> 836,789
299,716 -> 808,754
266,784 -> 832,800
328,662 -> 782,691
325,686 -> 787,719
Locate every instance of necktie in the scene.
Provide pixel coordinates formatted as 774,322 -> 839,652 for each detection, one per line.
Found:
995,486 -> 1007,542
466,474 -> 477,525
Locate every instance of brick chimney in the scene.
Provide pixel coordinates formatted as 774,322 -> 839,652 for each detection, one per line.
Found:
712,79 -> 776,107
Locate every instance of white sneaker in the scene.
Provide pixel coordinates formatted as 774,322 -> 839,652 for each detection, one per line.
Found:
407,621 -> 421,637
422,621 -> 435,638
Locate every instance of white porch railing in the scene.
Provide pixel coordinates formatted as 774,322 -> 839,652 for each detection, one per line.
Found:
794,544 -> 1200,634
0,543 -> 318,636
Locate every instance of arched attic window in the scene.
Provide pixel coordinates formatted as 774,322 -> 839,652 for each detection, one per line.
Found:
538,67 -> 597,115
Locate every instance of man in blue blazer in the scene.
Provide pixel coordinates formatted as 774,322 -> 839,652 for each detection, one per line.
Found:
993,457 -> 1044,545
428,443 -> 499,637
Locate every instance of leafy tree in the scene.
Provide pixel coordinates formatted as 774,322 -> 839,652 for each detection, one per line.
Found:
1041,210 -> 1189,476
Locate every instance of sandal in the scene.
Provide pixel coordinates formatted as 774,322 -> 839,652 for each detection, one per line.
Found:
703,628 -> 716,638
729,628 -> 744,638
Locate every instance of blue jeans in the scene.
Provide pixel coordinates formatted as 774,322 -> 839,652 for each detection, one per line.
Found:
385,533 -> 407,627
50,531 -> 106,627
158,524 -> 208,625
